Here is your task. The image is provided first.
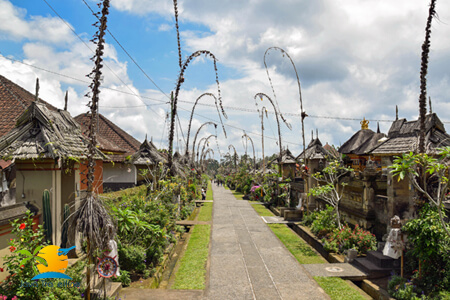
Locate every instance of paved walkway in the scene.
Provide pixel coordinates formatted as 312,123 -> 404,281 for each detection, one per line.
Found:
205,185 -> 329,300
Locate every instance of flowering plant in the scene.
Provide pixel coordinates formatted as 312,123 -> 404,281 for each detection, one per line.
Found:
1,210 -> 85,299
323,224 -> 377,255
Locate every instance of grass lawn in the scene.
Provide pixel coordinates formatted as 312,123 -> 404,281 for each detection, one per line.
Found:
171,225 -> 211,289
230,189 -> 245,200
251,204 -> 274,216
314,277 -> 368,300
268,224 -> 326,264
206,181 -> 213,200
197,202 -> 213,222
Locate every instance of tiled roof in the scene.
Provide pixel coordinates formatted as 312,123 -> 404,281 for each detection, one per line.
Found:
74,113 -> 141,162
0,74 -> 58,137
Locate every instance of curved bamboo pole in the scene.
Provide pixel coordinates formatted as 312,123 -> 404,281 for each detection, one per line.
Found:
192,122 -> 217,162
264,47 -> 307,163
260,107 -> 268,174
186,93 -> 227,156
228,144 -> 238,172
242,133 -> 256,173
254,93 -> 283,176
199,134 -> 217,165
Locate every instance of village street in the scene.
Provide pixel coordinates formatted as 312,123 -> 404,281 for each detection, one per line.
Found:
121,184 -> 330,299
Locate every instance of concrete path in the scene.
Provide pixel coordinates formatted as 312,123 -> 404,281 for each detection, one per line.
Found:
206,185 -> 329,300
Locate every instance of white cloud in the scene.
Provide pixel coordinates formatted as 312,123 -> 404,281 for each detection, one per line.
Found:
3,0 -> 450,161
0,0 -> 74,44
158,23 -> 172,32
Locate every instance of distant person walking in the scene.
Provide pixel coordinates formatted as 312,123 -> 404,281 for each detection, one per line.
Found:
201,188 -> 206,200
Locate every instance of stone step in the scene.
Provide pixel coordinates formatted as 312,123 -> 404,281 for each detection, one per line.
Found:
91,281 -> 122,299
367,250 -> 400,269
351,257 -> 395,279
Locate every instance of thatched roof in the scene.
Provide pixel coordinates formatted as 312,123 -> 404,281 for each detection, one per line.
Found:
171,151 -> 187,178
371,113 -> 450,155
339,128 -> 386,155
130,137 -> 166,165
297,138 -> 332,161
269,149 -> 297,164
0,102 -> 103,160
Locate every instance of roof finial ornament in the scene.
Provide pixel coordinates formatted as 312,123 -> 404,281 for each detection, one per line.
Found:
429,97 -> 432,114
396,105 -> 398,120
144,134 -> 148,142
316,128 -> 318,139
64,90 -> 68,111
311,130 -> 314,141
35,78 -> 40,103
361,117 -> 369,130
377,122 -> 380,133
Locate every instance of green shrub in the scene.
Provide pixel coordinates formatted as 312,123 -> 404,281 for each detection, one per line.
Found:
402,204 -> 450,295
118,243 -> 146,272
388,275 -> 423,300
112,270 -> 131,287
180,203 -> 195,220
142,269 -> 151,279
302,210 -> 319,227
310,206 -> 338,238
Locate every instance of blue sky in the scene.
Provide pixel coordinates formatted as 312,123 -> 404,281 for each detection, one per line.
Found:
1,0 -> 450,160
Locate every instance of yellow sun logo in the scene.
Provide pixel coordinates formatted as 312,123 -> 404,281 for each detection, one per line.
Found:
31,245 -> 75,280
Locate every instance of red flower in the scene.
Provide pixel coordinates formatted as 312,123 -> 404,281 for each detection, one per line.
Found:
20,265 -> 24,269
0,268 -> 3,272
19,223 -> 26,230
9,246 -> 15,252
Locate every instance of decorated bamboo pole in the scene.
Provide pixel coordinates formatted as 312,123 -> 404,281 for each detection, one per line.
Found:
418,0 -> 437,153
242,133 -> 256,173
186,93 -> 227,158
192,122 -> 217,163
260,107 -> 268,175
78,2 -> 116,299
228,145 -> 238,173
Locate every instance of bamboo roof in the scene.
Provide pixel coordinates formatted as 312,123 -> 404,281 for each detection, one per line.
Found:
297,138 -> 332,161
0,102 -> 104,161
279,148 -> 297,164
371,114 -> 450,155
339,128 -> 386,155
129,137 -> 166,165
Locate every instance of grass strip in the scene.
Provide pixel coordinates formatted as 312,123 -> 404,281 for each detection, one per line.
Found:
250,204 -> 274,216
197,202 -> 213,222
268,224 -> 326,264
172,225 -> 211,289
314,277 -> 367,300
230,190 -> 245,200
206,181 -> 213,200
